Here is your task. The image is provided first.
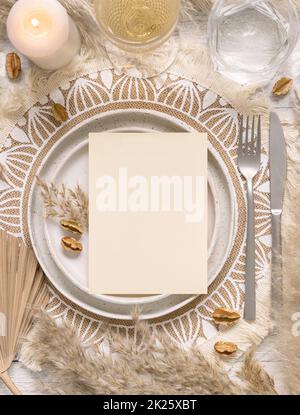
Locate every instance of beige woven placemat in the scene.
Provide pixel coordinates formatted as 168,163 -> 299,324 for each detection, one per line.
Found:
0,69 -> 271,354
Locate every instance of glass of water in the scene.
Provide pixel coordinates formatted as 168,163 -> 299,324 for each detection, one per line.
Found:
208,0 -> 299,84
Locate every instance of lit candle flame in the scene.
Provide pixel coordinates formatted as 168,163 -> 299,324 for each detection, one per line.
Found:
31,18 -> 40,28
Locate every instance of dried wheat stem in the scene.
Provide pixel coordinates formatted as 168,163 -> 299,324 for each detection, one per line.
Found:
36,177 -> 89,228
0,371 -> 22,395
239,350 -> 277,395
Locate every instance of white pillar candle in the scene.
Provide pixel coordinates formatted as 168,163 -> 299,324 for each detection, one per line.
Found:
7,0 -> 81,70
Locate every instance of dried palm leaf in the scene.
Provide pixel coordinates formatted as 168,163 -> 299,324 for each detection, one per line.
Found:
0,230 -> 49,395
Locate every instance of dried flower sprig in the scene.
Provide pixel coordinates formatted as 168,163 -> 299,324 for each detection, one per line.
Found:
239,349 -> 277,395
20,312 -> 278,395
36,177 -> 88,228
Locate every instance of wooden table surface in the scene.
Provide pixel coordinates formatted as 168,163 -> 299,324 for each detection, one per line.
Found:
0,11 -> 299,395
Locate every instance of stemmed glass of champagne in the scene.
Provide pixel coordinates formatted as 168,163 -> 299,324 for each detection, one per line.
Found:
94,0 -> 181,76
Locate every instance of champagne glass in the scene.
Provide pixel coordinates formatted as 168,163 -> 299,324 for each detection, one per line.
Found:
94,0 -> 181,76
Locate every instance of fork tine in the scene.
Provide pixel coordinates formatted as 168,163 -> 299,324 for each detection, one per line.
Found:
245,116 -> 249,153
251,116 -> 255,154
238,115 -> 244,157
256,115 -> 261,158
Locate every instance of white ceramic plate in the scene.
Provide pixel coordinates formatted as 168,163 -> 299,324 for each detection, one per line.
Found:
29,111 -> 236,319
44,138 -> 218,295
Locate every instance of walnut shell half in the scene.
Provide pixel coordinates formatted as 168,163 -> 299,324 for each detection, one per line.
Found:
214,341 -> 238,355
6,52 -> 21,80
212,308 -> 241,326
272,77 -> 293,97
60,219 -> 83,236
61,236 -> 83,253
52,103 -> 69,122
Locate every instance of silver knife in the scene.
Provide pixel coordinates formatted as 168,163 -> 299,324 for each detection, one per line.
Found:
270,112 -> 287,318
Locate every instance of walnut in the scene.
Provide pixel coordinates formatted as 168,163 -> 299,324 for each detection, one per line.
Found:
214,341 -> 238,355
272,77 -> 293,97
6,52 -> 21,80
52,103 -> 69,122
212,308 -> 241,326
61,237 -> 83,253
60,219 -> 83,236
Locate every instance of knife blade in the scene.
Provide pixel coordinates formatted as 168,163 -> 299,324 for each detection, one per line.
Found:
269,112 -> 287,318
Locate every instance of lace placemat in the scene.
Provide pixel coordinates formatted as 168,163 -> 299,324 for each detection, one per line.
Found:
0,69 -> 271,353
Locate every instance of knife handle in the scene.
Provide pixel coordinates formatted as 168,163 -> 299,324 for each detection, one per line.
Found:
244,179 -> 256,322
271,211 -> 283,320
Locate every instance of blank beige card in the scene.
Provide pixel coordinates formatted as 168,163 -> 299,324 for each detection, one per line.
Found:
89,133 -> 207,295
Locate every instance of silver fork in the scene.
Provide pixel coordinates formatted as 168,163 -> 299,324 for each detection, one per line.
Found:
238,115 -> 261,321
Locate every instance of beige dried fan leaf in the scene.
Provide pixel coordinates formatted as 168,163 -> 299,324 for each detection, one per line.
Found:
0,230 -> 49,395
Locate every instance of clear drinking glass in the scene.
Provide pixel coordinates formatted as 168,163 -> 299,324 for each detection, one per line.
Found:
208,0 -> 299,84
94,0 -> 181,53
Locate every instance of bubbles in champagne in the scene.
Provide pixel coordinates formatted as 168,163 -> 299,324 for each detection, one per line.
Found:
95,0 -> 180,45
123,1 -> 157,39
